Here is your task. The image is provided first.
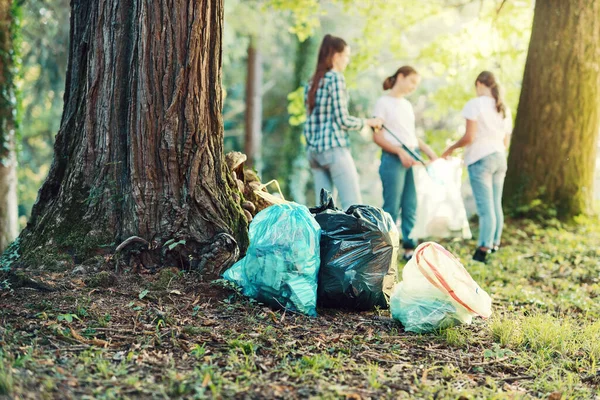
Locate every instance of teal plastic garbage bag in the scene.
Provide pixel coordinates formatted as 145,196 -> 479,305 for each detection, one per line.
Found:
222,202 -> 321,316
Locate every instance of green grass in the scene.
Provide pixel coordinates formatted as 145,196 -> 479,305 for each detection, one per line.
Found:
0,354 -> 14,396
0,217 -> 599,398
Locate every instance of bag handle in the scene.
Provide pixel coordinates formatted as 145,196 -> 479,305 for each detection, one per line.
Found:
415,243 -> 479,315
254,179 -> 286,205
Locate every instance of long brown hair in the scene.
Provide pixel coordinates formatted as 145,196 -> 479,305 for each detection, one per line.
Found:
383,66 -> 418,90
476,71 -> 506,117
307,34 -> 347,114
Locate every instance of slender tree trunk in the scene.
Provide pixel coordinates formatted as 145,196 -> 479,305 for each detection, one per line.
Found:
0,135 -> 17,253
0,0 -> 18,253
285,37 -> 313,201
0,138 -> 18,254
11,0 -> 248,276
244,38 -> 262,174
504,0 -> 600,218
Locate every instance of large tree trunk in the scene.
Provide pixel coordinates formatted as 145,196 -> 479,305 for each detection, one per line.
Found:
504,0 -> 600,218
0,0 -> 18,253
244,38 -> 262,174
12,0 -> 248,276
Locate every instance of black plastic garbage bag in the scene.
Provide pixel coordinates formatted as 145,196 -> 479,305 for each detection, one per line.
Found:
310,190 -> 399,310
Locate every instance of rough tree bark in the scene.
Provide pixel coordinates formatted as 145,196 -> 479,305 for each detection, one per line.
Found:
10,0 -> 248,277
504,0 -> 600,218
0,0 -> 18,253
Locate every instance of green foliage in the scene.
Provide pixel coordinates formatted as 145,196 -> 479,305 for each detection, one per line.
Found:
0,237 -> 20,272
228,338 -> 257,356
0,353 -> 13,396
17,0 -> 69,226
190,343 -> 207,359
83,271 -> 116,289
507,186 -> 561,220
482,343 -> 514,359
418,1 -> 532,123
163,239 -> 186,251
56,313 -> 80,323
266,0 -> 322,42
0,1 -> 21,164
286,86 -> 306,126
442,326 -> 470,348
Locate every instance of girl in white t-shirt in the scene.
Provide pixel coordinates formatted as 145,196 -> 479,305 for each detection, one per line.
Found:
373,66 -> 438,260
442,71 -> 512,263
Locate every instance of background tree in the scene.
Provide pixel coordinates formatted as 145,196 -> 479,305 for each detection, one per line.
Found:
7,0 -> 247,275
0,0 -> 19,252
284,36 -> 314,203
504,0 -> 600,218
17,0 -> 69,226
244,37 -> 263,173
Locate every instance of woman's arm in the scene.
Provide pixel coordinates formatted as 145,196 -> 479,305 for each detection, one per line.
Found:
504,133 -> 511,149
504,108 -> 513,149
373,129 -> 415,168
330,73 -> 365,131
418,138 -> 438,161
442,119 -> 477,158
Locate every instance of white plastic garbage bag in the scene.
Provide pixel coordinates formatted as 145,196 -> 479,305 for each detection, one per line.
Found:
410,158 -> 471,240
390,242 -> 492,333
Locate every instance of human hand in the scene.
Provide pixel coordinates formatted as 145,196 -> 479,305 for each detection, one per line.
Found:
397,149 -> 415,168
366,117 -> 383,130
441,147 -> 454,159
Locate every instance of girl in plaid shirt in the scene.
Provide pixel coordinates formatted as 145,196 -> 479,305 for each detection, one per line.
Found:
304,34 -> 382,210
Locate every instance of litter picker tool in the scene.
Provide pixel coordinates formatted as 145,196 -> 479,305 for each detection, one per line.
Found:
380,124 -> 427,167
378,124 -> 444,184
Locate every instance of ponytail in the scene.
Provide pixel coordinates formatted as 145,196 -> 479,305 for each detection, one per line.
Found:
490,84 -> 506,117
382,65 -> 418,90
383,75 -> 396,90
476,71 -> 506,117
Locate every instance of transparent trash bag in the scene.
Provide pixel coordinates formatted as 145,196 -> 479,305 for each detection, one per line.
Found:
410,158 -> 471,240
390,242 -> 492,333
222,202 -> 321,316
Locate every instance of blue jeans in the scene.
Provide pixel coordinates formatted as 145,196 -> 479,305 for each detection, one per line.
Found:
468,152 -> 508,248
308,146 -> 362,210
379,151 -> 417,249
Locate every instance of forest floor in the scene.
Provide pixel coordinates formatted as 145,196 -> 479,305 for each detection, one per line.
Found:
1,217 -> 599,399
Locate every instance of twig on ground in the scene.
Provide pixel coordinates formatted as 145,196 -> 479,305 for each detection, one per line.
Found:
501,375 -> 534,382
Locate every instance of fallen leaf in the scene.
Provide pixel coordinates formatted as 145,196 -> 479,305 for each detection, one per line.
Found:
202,373 -> 211,387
